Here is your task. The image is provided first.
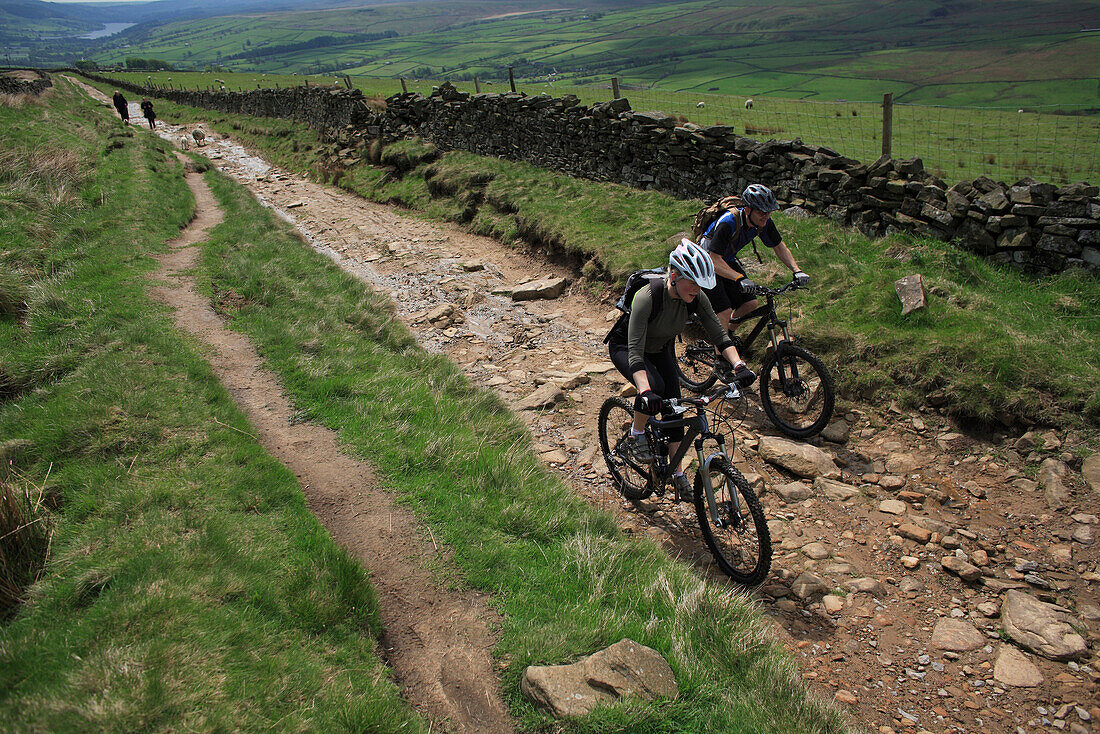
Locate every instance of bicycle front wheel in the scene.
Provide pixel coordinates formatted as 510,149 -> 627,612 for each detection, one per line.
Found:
693,459 -> 771,585
598,396 -> 654,501
675,331 -> 719,394
759,344 -> 835,439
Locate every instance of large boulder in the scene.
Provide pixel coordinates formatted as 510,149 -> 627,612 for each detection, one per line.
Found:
521,639 -> 678,718
758,436 -> 840,479
1001,590 -> 1088,661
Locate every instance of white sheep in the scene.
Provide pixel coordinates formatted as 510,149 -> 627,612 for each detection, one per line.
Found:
696,101 -> 705,109
745,99 -> 753,109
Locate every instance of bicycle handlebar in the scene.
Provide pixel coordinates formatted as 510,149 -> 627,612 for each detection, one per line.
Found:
747,279 -> 807,298
663,382 -> 742,412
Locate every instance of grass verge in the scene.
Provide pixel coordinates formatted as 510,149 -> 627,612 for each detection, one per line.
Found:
1,77 -> 424,732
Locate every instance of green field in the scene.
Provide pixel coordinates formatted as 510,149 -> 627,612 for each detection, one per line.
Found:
108,69 -> 1100,186
82,0 -> 1100,111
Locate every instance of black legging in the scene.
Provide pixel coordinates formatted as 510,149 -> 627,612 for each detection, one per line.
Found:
609,341 -> 685,442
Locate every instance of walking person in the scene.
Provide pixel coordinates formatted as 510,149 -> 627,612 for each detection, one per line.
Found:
111,90 -> 129,124
140,98 -> 157,130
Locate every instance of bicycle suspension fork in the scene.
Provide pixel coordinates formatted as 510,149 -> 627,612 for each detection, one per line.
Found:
695,433 -> 742,526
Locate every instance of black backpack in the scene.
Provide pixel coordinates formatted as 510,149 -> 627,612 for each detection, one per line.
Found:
604,268 -> 697,344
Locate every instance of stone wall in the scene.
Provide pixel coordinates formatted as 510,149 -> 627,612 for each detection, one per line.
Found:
0,69 -> 52,96
81,73 -> 1099,275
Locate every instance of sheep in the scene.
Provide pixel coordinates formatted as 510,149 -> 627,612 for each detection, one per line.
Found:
696,101 -> 705,109
745,99 -> 753,109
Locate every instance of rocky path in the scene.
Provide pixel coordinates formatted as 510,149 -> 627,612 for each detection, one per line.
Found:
75,77 -> 1100,734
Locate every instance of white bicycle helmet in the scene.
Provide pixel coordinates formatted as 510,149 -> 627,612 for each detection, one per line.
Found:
669,238 -> 716,290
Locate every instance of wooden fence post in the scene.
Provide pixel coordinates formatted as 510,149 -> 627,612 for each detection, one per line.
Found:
474,75 -> 480,93
400,78 -> 408,93
508,67 -> 516,93
882,92 -> 893,158
612,77 -> 621,100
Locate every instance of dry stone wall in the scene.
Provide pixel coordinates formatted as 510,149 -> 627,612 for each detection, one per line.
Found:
0,69 -> 52,96
81,73 -> 1099,275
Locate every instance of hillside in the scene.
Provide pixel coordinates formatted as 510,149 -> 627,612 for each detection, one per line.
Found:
56,74 -> 1100,733
63,0 -> 1100,109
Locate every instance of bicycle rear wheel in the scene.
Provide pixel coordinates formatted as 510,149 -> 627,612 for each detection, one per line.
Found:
759,343 -> 835,439
675,327 -> 719,393
694,459 -> 770,585
598,397 -> 654,501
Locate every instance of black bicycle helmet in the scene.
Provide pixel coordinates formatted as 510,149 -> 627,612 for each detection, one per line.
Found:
741,183 -> 779,213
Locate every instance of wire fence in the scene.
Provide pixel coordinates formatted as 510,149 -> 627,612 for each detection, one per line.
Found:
118,70 -> 1100,187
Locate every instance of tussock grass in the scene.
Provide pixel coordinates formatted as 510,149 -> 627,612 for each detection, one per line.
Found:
0,472 -> 53,619
0,145 -> 88,209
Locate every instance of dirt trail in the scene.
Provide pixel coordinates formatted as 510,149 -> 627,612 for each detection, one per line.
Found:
69,76 -> 1099,734
147,157 -> 514,733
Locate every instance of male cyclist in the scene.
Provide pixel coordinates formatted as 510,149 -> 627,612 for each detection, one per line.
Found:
701,184 -> 810,337
607,240 -> 755,498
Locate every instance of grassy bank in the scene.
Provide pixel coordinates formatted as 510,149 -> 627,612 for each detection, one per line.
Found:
76,75 -> 1100,432
1,78 -> 424,732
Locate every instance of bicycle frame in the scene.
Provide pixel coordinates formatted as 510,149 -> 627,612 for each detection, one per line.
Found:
730,287 -> 792,357
644,387 -> 742,526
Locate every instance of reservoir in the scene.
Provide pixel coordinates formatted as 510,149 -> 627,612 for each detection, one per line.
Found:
79,23 -> 135,40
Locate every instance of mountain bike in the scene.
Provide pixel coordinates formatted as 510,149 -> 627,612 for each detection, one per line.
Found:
597,381 -> 771,585
676,279 -> 834,439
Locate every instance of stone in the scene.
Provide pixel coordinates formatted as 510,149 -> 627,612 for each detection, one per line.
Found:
515,384 -> 565,411
775,481 -> 813,502
931,619 -> 985,652
993,645 -> 1044,687
790,570 -> 827,599
757,436 -> 840,479
898,523 -> 932,544
834,689 -> 858,705
1001,590 -> 1088,661
895,274 -> 926,315
878,474 -> 906,490
1083,453 -> 1100,495
941,555 -> 981,582
802,542 -> 831,560
823,594 -> 845,614
899,576 -> 925,594
845,577 -> 887,597
878,499 -> 907,515
1038,458 -> 1069,510
511,276 -> 568,301
1073,525 -> 1096,545
521,638 -> 678,718
814,477 -> 860,501
820,419 -> 850,444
